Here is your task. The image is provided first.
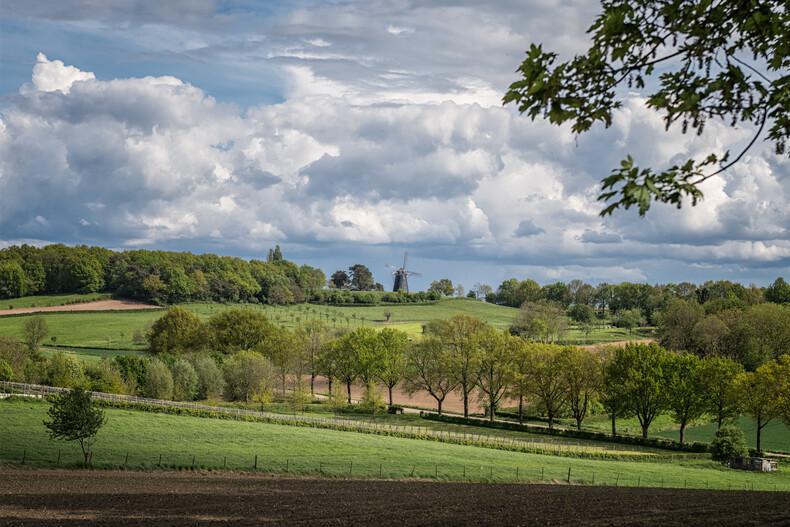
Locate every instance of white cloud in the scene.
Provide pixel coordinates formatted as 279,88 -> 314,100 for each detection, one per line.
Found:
22,53 -> 95,94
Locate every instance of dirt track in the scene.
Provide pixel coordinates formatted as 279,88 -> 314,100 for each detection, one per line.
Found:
1,468 -> 788,526
0,300 -> 160,316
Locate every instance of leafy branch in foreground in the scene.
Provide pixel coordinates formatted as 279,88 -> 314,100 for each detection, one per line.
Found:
504,1 -> 789,215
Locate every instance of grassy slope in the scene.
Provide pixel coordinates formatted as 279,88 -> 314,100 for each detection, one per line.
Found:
1,293 -> 109,309
2,399 -> 788,490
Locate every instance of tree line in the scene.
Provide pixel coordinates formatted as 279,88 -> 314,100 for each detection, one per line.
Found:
3,310 -> 788,452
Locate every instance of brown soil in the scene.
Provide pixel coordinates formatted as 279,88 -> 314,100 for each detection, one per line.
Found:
1,467 -> 787,526
0,299 -> 160,316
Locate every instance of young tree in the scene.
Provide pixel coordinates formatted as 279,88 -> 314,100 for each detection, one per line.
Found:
44,387 -> 106,464
733,360 -> 783,453
567,304 -> 595,325
619,343 -> 669,438
403,337 -> 458,415
0,359 -> 12,382
345,327 -> 383,387
702,356 -> 743,430
147,307 -> 204,354
664,353 -> 708,444
505,1 -> 789,216
524,344 -> 566,429
559,346 -> 601,430
376,328 -> 409,406
437,315 -> 486,418
329,336 -> 360,404
0,336 -> 28,378
508,338 -> 531,424
297,320 -> 330,395
47,352 -> 86,388
510,301 -> 568,343
475,329 -> 515,422
614,308 -> 643,335
710,426 -> 748,464
23,316 -> 48,353
257,326 -> 300,395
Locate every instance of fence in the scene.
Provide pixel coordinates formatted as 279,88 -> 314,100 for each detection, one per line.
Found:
0,382 -> 664,461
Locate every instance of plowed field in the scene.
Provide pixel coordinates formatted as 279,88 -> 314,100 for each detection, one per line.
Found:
1,467 -> 787,526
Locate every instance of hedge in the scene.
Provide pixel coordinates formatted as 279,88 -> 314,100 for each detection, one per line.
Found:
420,413 -> 710,453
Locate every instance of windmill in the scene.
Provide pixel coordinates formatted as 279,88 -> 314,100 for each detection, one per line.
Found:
386,252 -> 421,293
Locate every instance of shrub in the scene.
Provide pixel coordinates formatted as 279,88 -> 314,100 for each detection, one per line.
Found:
710,425 -> 748,463
171,358 -> 198,401
192,355 -> 225,400
0,358 -> 12,381
144,359 -> 174,400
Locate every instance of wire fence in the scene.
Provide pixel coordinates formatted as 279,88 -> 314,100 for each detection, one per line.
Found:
0,382 -> 668,460
1,448 -> 784,493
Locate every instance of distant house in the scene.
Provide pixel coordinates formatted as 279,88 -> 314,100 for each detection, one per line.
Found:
730,457 -> 779,472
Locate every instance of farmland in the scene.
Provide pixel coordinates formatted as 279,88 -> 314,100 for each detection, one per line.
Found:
2,398 -> 788,491
0,294 -> 650,346
2,468 -> 788,527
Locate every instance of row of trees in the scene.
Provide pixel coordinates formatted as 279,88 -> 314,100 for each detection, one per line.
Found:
0,244 -> 325,305
488,277 -> 788,318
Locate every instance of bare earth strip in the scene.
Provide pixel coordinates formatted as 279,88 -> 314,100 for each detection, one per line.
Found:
0,300 -> 160,317
0,467 -> 787,526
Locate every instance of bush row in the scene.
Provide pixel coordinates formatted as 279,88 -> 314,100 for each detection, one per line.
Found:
419,412 -> 710,453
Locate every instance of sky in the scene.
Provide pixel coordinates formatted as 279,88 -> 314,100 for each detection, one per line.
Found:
0,0 -> 787,291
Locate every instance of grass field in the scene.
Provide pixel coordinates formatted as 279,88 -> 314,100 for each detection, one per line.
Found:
1,293 -> 109,310
1,399 -> 787,490
0,294 -> 653,347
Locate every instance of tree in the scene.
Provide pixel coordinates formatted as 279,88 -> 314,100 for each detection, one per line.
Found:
658,298 -> 704,351
710,426 -> 748,464
508,338 -> 531,424
403,337 -> 458,415
505,1 -> 790,216
691,314 -> 730,356
329,270 -> 350,289
0,260 -> 28,298
560,346 -> 601,430
44,387 -> 106,464
192,355 -> 225,400
454,284 -> 465,298
222,351 -> 276,403
298,320 -> 330,395
524,344 -> 566,429
208,308 -> 275,354
257,326 -> 301,395
618,343 -> 669,438
171,358 -> 198,401
147,307 -> 204,354
777,355 -> 790,433
348,264 -> 375,291
567,304 -> 595,325
23,316 -> 48,353
429,278 -> 454,297
702,356 -> 743,430
475,329 -> 515,422
47,352 -> 85,388
733,359 -> 783,453
0,336 -> 29,378
613,308 -> 643,335
0,359 -> 13,381
664,353 -> 708,444
510,301 -> 568,343
765,277 -> 790,304
435,315 -> 486,418
144,359 -> 174,400
376,328 -> 409,406
473,283 -> 493,301
327,337 -> 359,404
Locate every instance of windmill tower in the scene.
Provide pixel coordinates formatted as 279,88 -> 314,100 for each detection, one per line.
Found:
387,252 -> 421,293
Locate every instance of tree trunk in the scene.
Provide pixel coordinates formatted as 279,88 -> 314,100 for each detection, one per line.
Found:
310,374 -> 315,396
346,381 -> 352,404
463,390 -> 469,419
547,413 -> 554,430
388,385 -> 394,406
518,393 -> 524,425
641,422 -> 649,439
756,416 -> 762,454
576,416 -> 582,431
679,421 -> 686,444
489,400 -> 495,423
611,413 -> 617,437
327,376 -> 333,397
437,398 -> 443,416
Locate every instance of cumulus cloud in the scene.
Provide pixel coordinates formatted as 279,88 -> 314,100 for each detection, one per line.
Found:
0,0 -> 788,284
